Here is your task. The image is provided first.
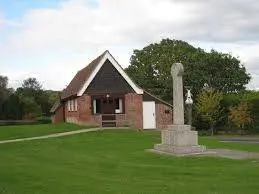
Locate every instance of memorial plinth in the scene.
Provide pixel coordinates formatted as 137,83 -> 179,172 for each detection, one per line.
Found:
154,125 -> 206,155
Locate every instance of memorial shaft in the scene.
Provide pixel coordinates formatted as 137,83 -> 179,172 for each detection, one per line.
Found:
171,63 -> 184,125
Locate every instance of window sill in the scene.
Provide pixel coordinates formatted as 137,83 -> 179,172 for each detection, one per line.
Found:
92,113 -> 125,115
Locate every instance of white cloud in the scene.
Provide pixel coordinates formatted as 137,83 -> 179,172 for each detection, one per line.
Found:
2,57 -> 89,89
0,0 -> 259,90
3,0 -> 199,54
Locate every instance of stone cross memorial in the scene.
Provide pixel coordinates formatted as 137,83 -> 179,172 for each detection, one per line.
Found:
154,63 -> 205,155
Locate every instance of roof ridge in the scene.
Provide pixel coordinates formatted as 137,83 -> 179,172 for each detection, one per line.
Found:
78,50 -> 107,73
61,50 -> 107,99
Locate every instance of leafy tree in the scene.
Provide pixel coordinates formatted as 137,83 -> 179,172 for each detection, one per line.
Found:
229,101 -> 252,134
15,78 -> 42,118
195,88 -> 223,135
205,50 -> 251,93
0,76 -> 9,102
19,96 -> 42,119
0,76 -> 57,120
2,93 -> 23,120
39,90 -> 59,116
46,90 -> 59,105
22,77 -> 42,91
0,76 -> 10,119
126,39 -> 251,103
17,78 -> 58,117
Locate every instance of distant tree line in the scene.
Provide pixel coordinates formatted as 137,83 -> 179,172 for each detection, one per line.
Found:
0,76 -> 58,121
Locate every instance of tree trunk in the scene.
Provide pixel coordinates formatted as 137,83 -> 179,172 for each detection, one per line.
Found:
241,124 -> 244,135
211,126 -> 214,136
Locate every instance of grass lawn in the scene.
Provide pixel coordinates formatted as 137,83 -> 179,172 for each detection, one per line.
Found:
0,123 -> 87,140
0,129 -> 259,194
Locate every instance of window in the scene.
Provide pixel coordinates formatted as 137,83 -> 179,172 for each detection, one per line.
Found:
115,98 -> 119,109
67,99 -> 77,112
67,101 -> 71,111
93,99 -> 101,114
75,99 -> 78,111
115,98 -> 123,113
71,100 -> 75,111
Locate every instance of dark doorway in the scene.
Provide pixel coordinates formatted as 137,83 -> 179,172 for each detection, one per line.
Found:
92,95 -> 124,115
102,98 -> 115,114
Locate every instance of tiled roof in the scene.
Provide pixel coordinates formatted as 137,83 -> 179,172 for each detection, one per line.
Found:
60,51 -> 107,99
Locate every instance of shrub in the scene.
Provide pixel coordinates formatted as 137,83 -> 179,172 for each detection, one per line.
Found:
229,101 -> 252,134
35,116 -> 52,124
195,88 -> 223,135
249,99 -> 259,132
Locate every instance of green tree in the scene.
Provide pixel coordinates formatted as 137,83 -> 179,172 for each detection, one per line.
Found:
0,76 -> 9,102
20,78 -> 43,102
39,90 -> 59,116
22,77 -> 42,91
16,78 -> 43,119
2,93 -> 22,120
19,96 -> 42,119
126,39 -> 251,103
17,78 -> 58,118
0,76 -> 57,120
0,76 -> 10,119
195,88 -> 223,135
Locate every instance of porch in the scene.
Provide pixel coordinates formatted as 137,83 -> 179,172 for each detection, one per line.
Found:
93,114 -> 127,127
91,94 -> 127,127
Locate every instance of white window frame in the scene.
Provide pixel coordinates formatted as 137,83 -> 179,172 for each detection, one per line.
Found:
115,98 -> 123,113
72,100 -> 75,111
68,99 -> 77,112
68,100 -> 71,111
75,99 -> 78,111
93,99 -> 97,114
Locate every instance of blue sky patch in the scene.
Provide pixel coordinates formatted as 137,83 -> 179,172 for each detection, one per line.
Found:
0,0 -> 66,19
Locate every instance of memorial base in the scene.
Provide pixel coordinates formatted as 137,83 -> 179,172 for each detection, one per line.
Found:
154,125 -> 206,156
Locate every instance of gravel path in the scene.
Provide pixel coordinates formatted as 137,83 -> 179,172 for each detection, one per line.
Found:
0,128 -> 101,144
149,148 -> 259,160
219,137 -> 259,144
207,149 -> 259,159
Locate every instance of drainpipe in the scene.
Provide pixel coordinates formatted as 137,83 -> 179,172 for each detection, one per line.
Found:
58,92 -> 65,122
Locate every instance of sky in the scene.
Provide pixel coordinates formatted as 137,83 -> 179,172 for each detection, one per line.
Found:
0,0 -> 259,91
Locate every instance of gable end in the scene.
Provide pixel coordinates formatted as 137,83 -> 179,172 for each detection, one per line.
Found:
85,59 -> 134,94
77,51 -> 143,96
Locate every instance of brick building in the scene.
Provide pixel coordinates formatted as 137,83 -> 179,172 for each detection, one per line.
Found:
50,50 -> 172,129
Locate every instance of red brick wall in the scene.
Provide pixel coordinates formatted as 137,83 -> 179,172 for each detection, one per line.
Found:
116,114 -> 127,127
64,95 -> 98,126
125,93 -> 143,129
78,95 -> 92,122
155,103 -> 173,129
64,98 -> 79,123
52,105 -> 64,123
92,115 -> 102,127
